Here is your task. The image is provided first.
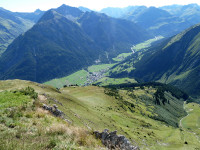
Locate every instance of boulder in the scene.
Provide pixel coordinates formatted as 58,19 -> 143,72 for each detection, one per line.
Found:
94,129 -> 140,150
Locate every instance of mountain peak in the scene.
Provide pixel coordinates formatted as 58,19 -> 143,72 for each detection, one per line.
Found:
34,9 -> 42,13
58,4 -> 72,9
38,9 -> 62,23
56,4 -> 83,18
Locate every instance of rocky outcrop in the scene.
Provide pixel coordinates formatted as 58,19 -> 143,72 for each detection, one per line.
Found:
94,129 -> 139,150
42,104 -> 72,124
42,104 -> 63,117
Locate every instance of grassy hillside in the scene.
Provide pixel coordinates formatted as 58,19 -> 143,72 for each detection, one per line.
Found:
45,69 -> 89,88
0,80 -> 199,149
181,102 -> 200,139
94,77 -> 137,86
0,82 -> 104,149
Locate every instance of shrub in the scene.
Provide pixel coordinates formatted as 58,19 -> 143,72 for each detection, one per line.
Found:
47,138 -> 57,149
13,86 -> 38,99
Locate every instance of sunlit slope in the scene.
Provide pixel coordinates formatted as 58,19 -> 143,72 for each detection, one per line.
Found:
110,23 -> 200,96
0,82 -> 103,149
1,80 -> 199,149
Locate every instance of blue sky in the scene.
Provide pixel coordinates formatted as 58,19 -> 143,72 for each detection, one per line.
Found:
0,0 -> 199,12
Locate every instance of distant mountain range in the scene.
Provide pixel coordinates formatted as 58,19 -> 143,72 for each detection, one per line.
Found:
160,3 -> 200,25
2,3 -> 199,57
109,23 -> 200,96
0,4 -> 151,83
100,6 -> 139,18
100,4 -> 200,37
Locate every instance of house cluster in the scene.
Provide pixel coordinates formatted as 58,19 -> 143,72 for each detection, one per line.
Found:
84,68 -> 109,86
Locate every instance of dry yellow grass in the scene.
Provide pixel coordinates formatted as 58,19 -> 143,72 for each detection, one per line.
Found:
35,108 -> 49,118
47,123 -> 102,147
38,95 -> 47,103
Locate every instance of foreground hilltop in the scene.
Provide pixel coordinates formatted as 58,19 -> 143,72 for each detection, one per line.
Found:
0,79 -> 200,149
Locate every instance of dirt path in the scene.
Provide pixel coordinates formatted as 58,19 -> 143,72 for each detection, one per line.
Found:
179,102 -> 189,128
179,102 -> 200,143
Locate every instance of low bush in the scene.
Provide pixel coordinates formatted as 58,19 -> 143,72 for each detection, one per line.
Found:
13,86 -> 38,99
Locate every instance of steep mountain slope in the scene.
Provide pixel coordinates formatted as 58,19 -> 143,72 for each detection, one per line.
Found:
1,79 -> 200,149
78,11 -> 152,58
0,5 -> 152,83
110,24 -> 200,96
0,9 -> 103,83
0,7 -> 34,54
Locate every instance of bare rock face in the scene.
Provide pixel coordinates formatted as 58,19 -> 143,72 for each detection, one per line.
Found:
94,129 -> 139,150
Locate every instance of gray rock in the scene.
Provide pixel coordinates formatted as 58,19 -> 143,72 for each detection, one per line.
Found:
94,129 -> 140,150
53,104 -> 58,109
42,104 -> 66,119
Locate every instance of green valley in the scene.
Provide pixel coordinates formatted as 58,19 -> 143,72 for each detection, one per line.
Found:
45,36 -> 164,88
45,63 -> 116,88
